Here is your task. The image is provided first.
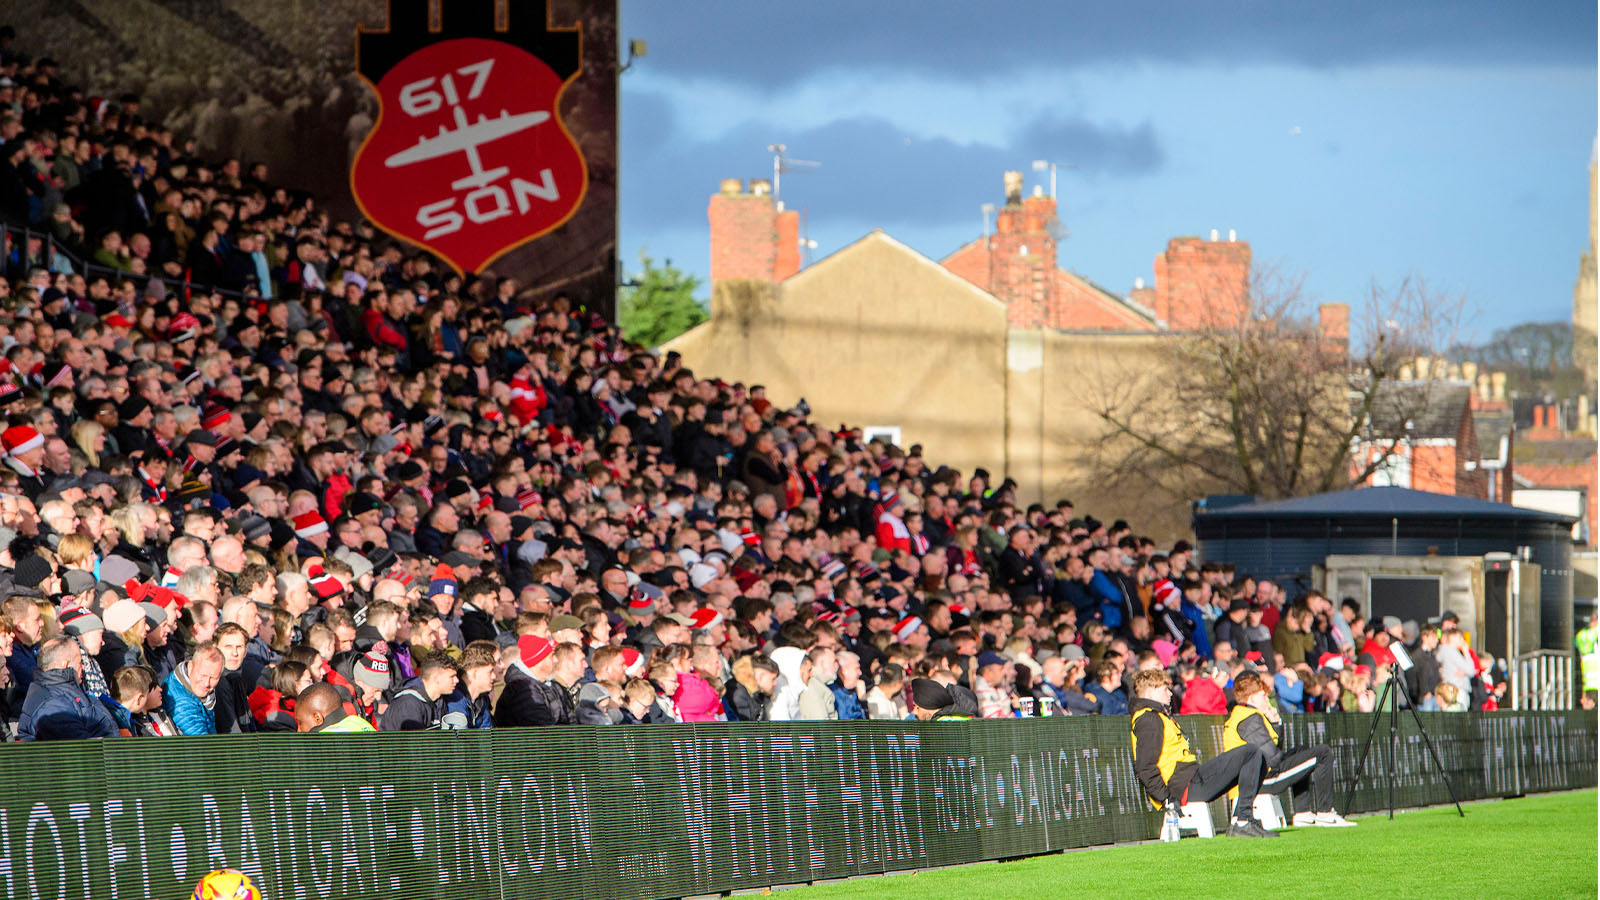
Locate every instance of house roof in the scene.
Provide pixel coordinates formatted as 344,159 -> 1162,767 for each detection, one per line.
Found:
1514,438 -> 1598,467
1357,382 -> 1472,440
1196,485 -> 1575,523
1057,269 -> 1158,329
789,229 -> 1007,311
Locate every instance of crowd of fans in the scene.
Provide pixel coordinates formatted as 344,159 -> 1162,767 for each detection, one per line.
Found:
0,29 -> 1509,742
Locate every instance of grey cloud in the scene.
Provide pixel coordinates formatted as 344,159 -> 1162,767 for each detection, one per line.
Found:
621,96 -> 1164,234
622,0 -> 1592,87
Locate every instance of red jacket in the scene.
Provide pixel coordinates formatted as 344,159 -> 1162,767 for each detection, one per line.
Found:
1360,638 -> 1397,669
1179,677 -> 1227,715
876,511 -> 911,554
361,308 -> 408,351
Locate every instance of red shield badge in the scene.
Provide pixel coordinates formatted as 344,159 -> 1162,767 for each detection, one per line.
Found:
352,2 -> 586,275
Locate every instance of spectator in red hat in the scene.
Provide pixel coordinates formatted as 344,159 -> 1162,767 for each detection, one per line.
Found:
495,634 -> 568,727
0,424 -> 46,498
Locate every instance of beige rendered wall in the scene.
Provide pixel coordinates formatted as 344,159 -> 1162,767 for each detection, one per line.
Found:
665,232 -> 1009,485
1037,331 -> 1196,543
666,232 -> 1197,542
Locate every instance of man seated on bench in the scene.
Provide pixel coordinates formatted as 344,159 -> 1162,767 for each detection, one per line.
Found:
1129,668 -> 1277,838
1223,672 -> 1356,827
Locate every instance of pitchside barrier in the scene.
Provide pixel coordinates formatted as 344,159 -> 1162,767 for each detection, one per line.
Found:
0,710 -> 1593,900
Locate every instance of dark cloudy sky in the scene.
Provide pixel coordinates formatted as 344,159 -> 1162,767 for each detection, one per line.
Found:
617,1 -> 1596,336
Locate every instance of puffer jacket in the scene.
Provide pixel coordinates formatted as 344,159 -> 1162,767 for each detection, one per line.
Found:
163,665 -> 217,735
17,667 -> 119,741
493,664 -> 570,727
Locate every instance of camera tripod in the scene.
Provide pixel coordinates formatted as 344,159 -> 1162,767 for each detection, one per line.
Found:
1342,671 -> 1464,819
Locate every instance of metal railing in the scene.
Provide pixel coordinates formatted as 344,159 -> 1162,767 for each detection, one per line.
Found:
2,221 -> 247,303
1510,649 -> 1574,710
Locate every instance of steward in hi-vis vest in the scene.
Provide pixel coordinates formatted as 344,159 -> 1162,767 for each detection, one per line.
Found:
1127,668 -> 1275,839
1222,672 -> 1353,827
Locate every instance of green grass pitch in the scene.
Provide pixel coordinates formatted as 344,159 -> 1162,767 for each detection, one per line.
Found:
781,790 -> 1598,900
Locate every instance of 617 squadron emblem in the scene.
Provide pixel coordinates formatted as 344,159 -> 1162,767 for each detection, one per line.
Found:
351,1 -> 586,275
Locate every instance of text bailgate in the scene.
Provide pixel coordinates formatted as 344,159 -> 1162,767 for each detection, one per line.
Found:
0,712 -> 1592,900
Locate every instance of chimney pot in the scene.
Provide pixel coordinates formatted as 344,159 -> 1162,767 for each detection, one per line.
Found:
719,178 -> 744,195
1228,229 -> 1237,242
749,179 -> 771,196
1210,228 -> 1220,241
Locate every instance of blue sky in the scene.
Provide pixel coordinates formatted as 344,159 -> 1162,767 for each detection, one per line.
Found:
616,1 -> 1596,339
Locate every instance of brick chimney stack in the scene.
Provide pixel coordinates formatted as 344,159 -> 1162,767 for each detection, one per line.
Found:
988,173 -> 1059,328
708,178 -> 801,283
1150,234 -> 1252,329
1318,302 -> 1350,357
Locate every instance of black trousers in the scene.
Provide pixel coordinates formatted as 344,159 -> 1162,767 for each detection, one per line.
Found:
1185,744 -> 1264,815
1261,743 -> 1334,813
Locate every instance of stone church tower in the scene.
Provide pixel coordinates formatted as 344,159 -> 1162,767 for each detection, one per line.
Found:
1575,142 -> 1597,393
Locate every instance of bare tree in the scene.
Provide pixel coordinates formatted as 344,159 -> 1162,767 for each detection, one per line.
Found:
1080,272 -> 1466,503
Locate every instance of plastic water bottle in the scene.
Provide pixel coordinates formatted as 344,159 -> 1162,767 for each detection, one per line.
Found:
1160,805 -> 1181,842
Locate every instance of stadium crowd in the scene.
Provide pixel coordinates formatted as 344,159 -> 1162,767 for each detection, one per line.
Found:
0,30 -> 1509,746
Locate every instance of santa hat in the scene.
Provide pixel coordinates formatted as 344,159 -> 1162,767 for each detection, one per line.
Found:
167,312 -> 200,342
41,362 -> 71,388
308,565 -> 343,600
689,608 -> 724,631
518,634 -> 554,668
1,425 -> 42,457
1317,652 -> 1345,672
621,647 -> 645,677
201,403 -> 231,430
293,511 -> 328,538
891,616 -> 923,643
948,603 -> 969,618
427,564 -> 457,600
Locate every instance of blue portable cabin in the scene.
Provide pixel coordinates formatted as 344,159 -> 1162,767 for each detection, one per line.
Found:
1192,486 -> 1577,649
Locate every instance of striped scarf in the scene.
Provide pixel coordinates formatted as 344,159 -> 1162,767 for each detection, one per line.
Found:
77,636 -> 111,699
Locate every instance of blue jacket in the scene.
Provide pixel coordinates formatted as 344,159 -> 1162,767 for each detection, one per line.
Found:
831,683 -> 866,721
1181,600 -> 1213,658
1085,683 -> 1129,716
1274,672 -> 1306,714
1088,571 -> 1123,628
163,667 -> 217,735
444,688 -> 494,729
5,640 -> 39,692
17,667 -> 118,741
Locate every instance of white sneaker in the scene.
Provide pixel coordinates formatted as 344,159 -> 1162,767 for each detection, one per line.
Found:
1315,810 -> 1357,827
1291,811 -> 1317,827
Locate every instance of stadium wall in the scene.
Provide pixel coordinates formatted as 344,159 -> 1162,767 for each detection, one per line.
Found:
1,711 -> 1593,899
